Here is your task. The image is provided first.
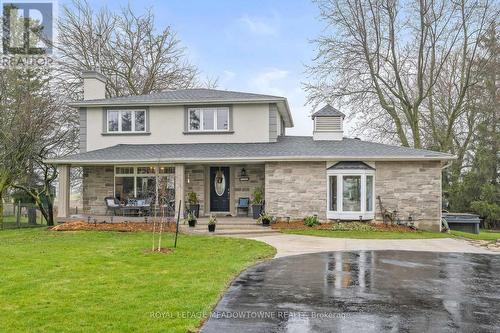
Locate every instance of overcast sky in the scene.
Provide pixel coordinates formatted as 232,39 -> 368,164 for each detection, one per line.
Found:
63,0 -> 326,136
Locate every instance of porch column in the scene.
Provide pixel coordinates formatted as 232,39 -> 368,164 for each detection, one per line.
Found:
57,165 -> 70,218
175,164 -> 185,218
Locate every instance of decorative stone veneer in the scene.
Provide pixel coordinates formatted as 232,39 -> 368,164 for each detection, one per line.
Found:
265,162 -> 327,220
232,164 -> 265,216
184,164 -> 265,216
82,166 -> 114,215
374,161 -> 442,231
185,165 -> 206,216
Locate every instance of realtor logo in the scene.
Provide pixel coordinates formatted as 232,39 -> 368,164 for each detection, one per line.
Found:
1,1 -> 54,55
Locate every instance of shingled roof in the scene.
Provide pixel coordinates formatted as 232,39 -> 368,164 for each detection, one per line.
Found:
68,88 -> 293,127
312,105 -> 345,118
70,88 -> 285,106
47,136 -> 455,165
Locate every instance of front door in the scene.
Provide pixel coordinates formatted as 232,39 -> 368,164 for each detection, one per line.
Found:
210,167 -> 230,212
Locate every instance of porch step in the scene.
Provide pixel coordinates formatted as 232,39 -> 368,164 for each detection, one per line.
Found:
187,223 -> 260,228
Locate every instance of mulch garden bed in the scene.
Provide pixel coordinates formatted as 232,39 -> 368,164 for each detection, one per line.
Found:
271,221 -> 417,232
51,221 -> 178,232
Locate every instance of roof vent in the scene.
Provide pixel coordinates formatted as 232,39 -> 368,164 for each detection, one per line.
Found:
312,105 -> 344,141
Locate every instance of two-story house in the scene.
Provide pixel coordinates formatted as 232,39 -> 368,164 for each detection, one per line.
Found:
49,71 -> 455,231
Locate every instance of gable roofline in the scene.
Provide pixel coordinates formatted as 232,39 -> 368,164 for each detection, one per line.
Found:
68,88 -> 294,127
312,104 -> 345,119
327,161 -> 375,170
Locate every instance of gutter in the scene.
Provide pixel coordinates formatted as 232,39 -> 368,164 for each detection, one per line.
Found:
45,154 -> 457,166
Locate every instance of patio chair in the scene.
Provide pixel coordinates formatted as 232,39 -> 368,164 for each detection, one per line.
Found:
105,197 -> 123,216
236,197 -> 250,217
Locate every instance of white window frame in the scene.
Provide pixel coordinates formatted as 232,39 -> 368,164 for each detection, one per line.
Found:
107,109 -> 147,133
114,165 -> 174,199
326,168 -> 375,220
187,107 -> 230,132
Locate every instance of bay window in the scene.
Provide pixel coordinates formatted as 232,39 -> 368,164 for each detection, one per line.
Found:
107,109 -> 146,133
327,162 -> 375,220
188,107 -> 229,132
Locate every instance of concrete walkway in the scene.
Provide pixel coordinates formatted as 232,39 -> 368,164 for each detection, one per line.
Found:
244,234 -> 496,257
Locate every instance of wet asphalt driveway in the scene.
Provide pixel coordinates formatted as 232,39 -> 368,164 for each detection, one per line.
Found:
202,251 -> 500,333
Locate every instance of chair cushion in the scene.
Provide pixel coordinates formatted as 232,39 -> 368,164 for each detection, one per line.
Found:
106,198 -> 118,207
238,198 -> 249,207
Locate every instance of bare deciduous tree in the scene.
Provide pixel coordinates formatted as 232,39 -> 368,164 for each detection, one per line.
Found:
55,0 -> 199,100
306,0 -> 495,150
0,69 -> 68,227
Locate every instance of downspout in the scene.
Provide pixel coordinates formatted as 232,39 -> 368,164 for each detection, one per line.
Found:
440,160 -> 453,232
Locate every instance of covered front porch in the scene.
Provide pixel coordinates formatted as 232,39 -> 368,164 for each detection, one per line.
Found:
56,163 -> 265,222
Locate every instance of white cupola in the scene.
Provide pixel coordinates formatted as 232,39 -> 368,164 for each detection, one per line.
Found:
312,105 -> 345,141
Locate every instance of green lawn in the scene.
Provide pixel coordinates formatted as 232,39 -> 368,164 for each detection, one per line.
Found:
0,228 -> 275,333
281,229 -> 451,239
451,229 -> 500,241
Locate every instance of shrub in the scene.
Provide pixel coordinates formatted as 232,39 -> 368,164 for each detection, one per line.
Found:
187,192 -> 199,205
304,215 -> 320,227
258,212 -> 275,224
185,212 -> 197,223
331,222 -> 375,232
208,214 -> 217,225
251,187 -> 264,205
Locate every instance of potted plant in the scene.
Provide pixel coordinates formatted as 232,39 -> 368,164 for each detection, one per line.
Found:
208,215 -> 217,232
258,212 -> 274,226
185,212 -> 197,227
251,187 -> 264,219
186,192 -> 200,218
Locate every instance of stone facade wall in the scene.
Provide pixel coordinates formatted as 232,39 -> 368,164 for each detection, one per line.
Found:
184,164 -> 265,216
265,162 -> 327,220
82,166 -> 114,215
375,161 -> 442,231
185,165 -> 206,216
233,164 -> 265,216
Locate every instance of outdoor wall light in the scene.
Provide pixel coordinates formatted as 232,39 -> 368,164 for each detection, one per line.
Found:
239,168 -> 249,181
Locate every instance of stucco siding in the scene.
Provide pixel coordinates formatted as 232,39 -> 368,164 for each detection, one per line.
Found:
86,103 -> 271,151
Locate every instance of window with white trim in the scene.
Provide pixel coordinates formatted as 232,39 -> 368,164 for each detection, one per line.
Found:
107,110 -> 146,133
188,107 -> 229,132
114,166 -> 175,203
327,162 -> 375,220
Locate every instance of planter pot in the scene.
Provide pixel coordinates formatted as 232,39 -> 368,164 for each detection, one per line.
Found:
252,204 -> 263,219
188,204 -> 200,218
208,224 -> 216,232
188,219 -> 196,227
262,219 -> 270,226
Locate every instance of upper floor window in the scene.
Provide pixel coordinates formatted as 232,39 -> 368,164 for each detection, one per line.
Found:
188,107 -> 229,132
107,109 -> 146,133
